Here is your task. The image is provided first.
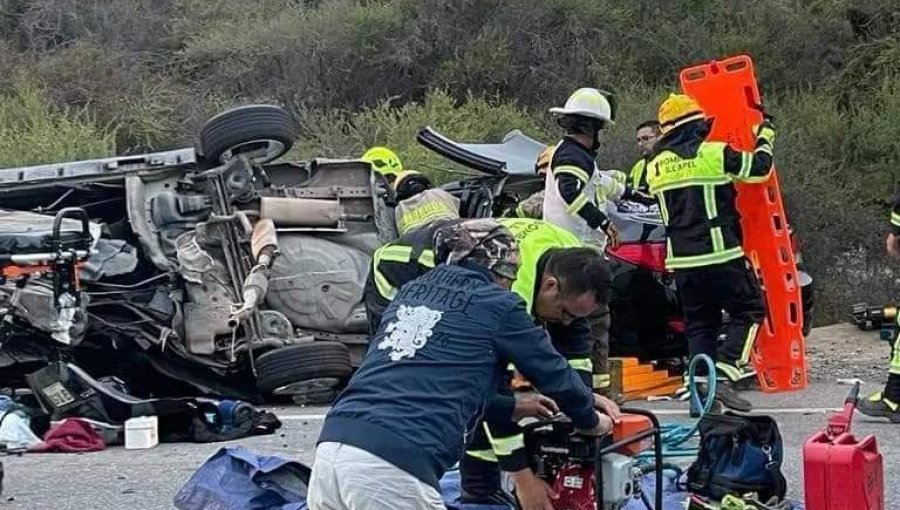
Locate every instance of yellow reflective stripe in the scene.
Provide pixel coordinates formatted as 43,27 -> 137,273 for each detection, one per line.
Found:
740,174 -> 770,184
466,449 -> 498,462
666,246 -> 744,270
658,196 -> 670,224
554,165 -> 590,182
739,322 -> 759,366
484,427 -> 525,456
418,249 -> 435,268
703,184 -> 716,220
593,373 -> 611,389
867,392 -> 900,410
739,152 -> 752,179
377,245 -> 414,263
715,361 -> 744,382
568,358 -> 593,372
652,175 -> 731,193
398,208 -> 457,235
372,245 -> 414,299
711,227 -> 725,253
631,164 -> 643,189
565,192 -> 590,215
891,337 -> 900,374
755,144 -> 772,157
666,239 -> 674,260
890,212 -> 900,227
374,269 -> 397,300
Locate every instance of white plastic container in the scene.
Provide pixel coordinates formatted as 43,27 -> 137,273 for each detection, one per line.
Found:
124,416 -> 159,449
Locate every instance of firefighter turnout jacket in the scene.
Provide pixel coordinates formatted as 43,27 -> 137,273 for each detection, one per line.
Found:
645,120 -> 774,270
394,187 -> 460,236
542,137 -> 626,251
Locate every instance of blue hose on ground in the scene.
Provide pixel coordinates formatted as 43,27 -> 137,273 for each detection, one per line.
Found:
636,354 -> 717,466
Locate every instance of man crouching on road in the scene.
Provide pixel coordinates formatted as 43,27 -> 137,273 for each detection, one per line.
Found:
307,219 -> 615,510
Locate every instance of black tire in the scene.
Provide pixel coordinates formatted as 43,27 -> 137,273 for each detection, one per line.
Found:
255,341 -> 352,394
198,104 -> 299,164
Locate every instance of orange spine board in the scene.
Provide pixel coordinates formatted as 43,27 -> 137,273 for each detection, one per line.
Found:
679,54 -> 808,393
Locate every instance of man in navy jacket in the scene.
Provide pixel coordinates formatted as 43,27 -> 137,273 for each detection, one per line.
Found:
307,219 -> 612,510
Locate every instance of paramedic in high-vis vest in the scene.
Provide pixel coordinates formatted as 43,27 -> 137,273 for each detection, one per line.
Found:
362,217 -> 619,509
645,93 -> 776,413
628,120 -> 662,194
858,190 -> 900,421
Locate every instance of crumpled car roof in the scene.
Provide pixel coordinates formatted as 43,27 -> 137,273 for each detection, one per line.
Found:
417,127 -> 547,177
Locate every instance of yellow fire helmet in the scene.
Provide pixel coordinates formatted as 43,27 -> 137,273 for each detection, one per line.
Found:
361,146 -> 403,177
658,93 -> 706,134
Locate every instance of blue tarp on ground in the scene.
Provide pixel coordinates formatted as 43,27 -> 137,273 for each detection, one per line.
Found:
174,446 -> 310,510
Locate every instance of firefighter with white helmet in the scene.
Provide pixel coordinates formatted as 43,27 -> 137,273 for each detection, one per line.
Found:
542,87 -> 643,399
542,87 -> 636,251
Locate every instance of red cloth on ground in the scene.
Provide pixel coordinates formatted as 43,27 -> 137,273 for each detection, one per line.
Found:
33,418 -> 105,453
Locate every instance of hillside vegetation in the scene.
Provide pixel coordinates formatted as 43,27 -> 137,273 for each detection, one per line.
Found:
0,0 -> 898,324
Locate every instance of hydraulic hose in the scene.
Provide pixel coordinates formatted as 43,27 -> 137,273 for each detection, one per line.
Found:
636,354 -> 717,464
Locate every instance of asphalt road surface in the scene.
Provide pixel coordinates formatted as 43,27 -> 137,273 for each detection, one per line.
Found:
1,382 -> 897,510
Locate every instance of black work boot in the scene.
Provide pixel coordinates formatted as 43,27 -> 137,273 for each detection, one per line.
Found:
731,369 -> 760,391
714,380 -> 753,412
688,380 -> 751,416
858,392 -> 900,423
686,382 -> 723,418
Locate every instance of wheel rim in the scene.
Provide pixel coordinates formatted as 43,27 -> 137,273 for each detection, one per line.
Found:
272,377 -> 340,396
220,139 -> 286,164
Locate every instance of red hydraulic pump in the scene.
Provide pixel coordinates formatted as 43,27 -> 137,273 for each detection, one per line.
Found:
803,383 -> 884,510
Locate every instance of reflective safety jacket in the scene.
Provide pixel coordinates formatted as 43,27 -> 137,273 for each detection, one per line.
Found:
394,188 -> 460,236
504,218 -> 581,314
891,188 -> 900,235
629,157 -> 650,194
364,218 -> 460,334
645,120 -> 773,270
542,137 -> 624,251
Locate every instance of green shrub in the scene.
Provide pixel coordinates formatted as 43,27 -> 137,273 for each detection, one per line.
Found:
0,0 -> 896,325
0,80 -> 115,167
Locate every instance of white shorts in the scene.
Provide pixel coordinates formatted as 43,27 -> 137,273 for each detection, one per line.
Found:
307,442 -> 446,510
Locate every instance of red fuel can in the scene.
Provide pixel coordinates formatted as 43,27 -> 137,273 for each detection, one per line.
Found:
803,383 -> 884,510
